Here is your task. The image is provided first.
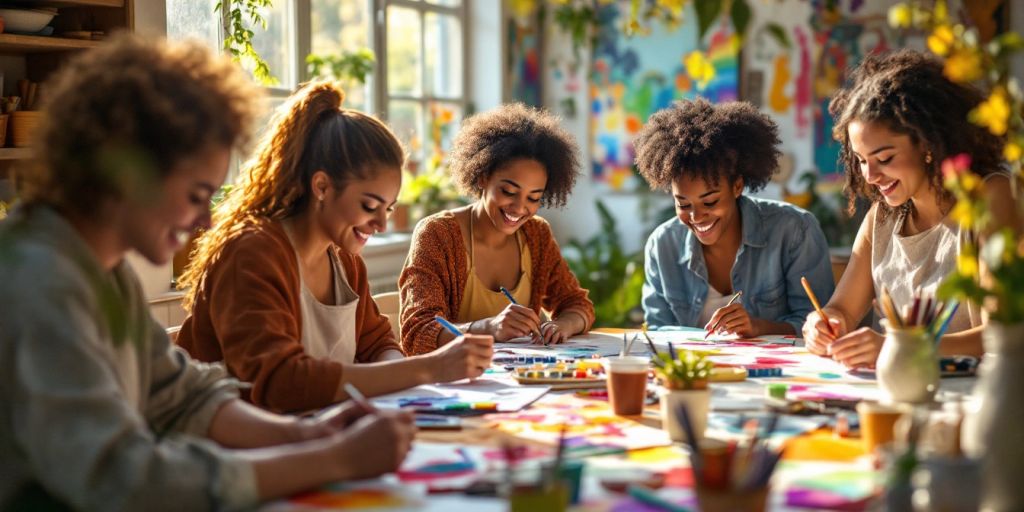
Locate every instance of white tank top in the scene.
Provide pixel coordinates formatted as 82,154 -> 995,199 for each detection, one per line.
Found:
870,209 -> 979,333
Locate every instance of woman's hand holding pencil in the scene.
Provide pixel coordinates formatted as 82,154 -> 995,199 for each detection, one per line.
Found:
431,317 -> 495,381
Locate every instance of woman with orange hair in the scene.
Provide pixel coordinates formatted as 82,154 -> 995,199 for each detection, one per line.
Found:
176,81 -> 492,413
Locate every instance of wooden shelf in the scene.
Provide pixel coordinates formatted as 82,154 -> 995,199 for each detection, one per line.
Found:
15,0 -> 124,7
0,148 -> 33,161
0,34 -> 101,54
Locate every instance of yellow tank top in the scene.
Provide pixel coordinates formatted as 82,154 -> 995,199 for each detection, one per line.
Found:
456,217 -> 532,323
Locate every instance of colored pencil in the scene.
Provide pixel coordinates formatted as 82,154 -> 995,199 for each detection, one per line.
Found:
342,382 -> 378,414
434,315 -> 464,337
801,277 -> 837,336
932,302 -> 959,342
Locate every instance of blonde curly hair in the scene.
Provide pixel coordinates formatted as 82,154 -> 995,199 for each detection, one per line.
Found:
21,33 -> 260,216
178,81 -> 404,311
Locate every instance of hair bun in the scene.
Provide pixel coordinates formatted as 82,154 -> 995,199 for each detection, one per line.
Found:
303,80 -> 346,114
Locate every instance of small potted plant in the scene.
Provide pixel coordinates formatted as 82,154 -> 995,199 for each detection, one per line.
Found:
653,347 -> 713,443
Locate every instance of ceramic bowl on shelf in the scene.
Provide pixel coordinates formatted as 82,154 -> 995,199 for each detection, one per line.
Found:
0,8 -> 56,34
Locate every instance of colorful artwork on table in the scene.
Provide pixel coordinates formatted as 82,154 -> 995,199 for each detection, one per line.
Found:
507,13 -> 542,107
706,413 -> 831,447
486,394 -> 672,456
266,482 -> 424,511
782,467 -> 880,510
589,2 -> 739,191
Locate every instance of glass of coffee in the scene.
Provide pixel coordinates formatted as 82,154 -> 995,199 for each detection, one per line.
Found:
602,356 -> 650,415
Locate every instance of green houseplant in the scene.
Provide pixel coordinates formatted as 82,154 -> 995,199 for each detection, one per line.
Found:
563,200 -> 645,327
651,346 -> 712,442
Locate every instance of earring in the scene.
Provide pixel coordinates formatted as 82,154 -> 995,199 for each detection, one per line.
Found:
925,151 -> 933,164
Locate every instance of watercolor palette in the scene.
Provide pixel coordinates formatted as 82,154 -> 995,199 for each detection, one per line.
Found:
513,360 -> 607,388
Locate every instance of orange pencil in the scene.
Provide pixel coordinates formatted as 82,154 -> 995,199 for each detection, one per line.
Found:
801,276 -> 836,337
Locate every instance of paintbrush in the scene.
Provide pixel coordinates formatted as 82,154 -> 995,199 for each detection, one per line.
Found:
674,403 -> 704,484
541,424 -> 568,492
667,341 -> 677,362
704,290 -> 743,339
626,333 -> 638,355
621,333 -> 628,357
343,382 -> 378,414
881,287 -> 903,328
642,330 -> 665,367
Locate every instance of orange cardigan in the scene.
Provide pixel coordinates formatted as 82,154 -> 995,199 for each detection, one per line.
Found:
399,211 -> 595,355
177,219 -> 399,413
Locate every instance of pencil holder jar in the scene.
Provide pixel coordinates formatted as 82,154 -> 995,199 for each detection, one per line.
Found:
877,320 -> 939,404
694,484 -> 770,512
508,482 -> 568,512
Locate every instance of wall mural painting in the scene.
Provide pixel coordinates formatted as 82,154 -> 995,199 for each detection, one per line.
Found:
508,11 -> 544,107
589,3 -> 739,192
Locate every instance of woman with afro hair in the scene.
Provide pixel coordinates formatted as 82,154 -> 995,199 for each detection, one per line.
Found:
802,50 -> 1011,368
635,98 -> 833,337
399,104 -> 595,355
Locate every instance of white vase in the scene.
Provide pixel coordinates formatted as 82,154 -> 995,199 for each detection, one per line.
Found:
659,387 -> 711,443
876,322 -> 939,404
962,322 -> 1024,511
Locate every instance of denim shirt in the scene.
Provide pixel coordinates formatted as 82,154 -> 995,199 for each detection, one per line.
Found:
642,195 -> 835,334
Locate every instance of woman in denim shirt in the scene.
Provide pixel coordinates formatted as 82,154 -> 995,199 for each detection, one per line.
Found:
635,99 -> 834,336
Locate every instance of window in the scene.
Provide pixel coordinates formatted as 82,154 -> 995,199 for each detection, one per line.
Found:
381,0 -> 465,164
166,0 -> 468,160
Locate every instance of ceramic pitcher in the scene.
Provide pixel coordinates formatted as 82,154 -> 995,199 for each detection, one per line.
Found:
876,321 -> 939,404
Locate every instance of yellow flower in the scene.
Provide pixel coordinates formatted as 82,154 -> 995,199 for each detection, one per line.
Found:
1005,142 -> 1022,162
928,24 -> 955,56
888,3 -> 912,29
949,200 -> 975,227
684,51 -> 716,87
957,253 -> 979,278
509,0 -> 537,21
943,48 -> 983,83
970,88 -> 1011,136
960,172 -> 980,193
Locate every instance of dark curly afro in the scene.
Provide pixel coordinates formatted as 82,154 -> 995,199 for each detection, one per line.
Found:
633,98 -> 781,192
447,103 -> 581,209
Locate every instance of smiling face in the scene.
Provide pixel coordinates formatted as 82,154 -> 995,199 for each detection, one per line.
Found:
119,146 -> 230,265
848,120 -> 930,208
671,173 -> 743,246
478,158 -> 548,235
314,166 -> 402,255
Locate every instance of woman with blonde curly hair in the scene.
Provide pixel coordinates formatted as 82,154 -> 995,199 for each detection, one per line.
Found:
399,104 -> 594,355
176,81 -> 492,413
1,34 -> 414,511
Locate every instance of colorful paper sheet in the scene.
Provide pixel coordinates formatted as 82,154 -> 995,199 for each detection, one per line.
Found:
485,394 -> 672,456
370,378 -> 549,414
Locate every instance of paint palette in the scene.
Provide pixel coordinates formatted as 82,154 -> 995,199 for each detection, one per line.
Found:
513,360 -> 607,389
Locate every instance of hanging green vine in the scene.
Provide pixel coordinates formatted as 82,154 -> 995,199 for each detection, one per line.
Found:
217,0 -> 277,85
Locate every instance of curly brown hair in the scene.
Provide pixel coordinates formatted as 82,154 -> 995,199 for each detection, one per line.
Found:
179,81 -> 404,310
21,33 -> 259,217
829,49 -> 1004,219
633,98 -> 781,192
447,103 -> 581,209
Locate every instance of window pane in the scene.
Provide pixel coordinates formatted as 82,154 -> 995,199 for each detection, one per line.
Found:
388,100 -> 424,162
426,0 -> 461,6
424,13 -> 462,98
166,0 -> 219,47
426,101 -> 462,156
387,7 -> 422,96
312,0 -> 373,111
248,0 -> 296,88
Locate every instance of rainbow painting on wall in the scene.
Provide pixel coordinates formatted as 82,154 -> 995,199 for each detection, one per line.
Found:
590,3 -> 739,191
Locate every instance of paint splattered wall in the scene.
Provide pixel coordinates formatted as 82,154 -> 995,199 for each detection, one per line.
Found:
589,2 -> 740,191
